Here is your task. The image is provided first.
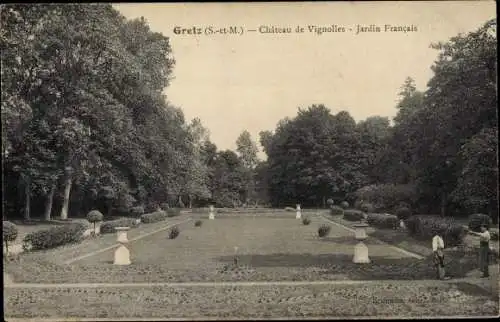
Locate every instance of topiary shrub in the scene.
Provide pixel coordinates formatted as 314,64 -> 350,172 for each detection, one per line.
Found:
367,213 -> 399,229
100,218 -> 139,234
340,201 -> 349,209
169,226 -> 180,239
284,207 -> 295,212
395,207 -> 412,220
24,222 -> 87,251
343,209 -> 365,222
360,203 -> 375,214
302,217 -> 311,225
140,211 -> 167,224
86,210 -> 104,236
468,213 -> 492,232
3,221 -> 18,255
194,220 -> 203,227
166,208 -> 181,217
330,206 -> 344,216
130,206 -> 145,218
160,202 -> 170,211
318,224 -> 331,237
327,199 -> 334,207
405,215 -> 466,247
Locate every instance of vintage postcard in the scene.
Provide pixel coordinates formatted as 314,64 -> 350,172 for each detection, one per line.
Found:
2,1 -> 498,320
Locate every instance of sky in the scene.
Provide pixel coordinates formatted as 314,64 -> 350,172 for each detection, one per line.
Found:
114,2 -> 496,157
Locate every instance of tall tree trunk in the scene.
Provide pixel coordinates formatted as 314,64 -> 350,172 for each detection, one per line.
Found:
188,195 -> 193,209
440,190 -> 446,217
24,178 -> 31,221
323,196 -> 326,209
60,175 -> 72,220
44,182 -> 56,221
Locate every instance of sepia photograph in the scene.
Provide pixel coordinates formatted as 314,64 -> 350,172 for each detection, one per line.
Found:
1,1 -> 498,320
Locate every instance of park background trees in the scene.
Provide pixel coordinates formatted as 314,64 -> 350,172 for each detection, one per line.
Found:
1,5 -> 496,222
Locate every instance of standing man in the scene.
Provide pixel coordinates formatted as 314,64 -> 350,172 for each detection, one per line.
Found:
468,224 -> 491,278
432,232 -> 447,280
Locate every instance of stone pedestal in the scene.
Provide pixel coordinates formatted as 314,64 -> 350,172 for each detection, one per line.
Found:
114,227 -> 131,266
209,205 -> 215,220
296,204 -> 301,219
353,223 -> 370,263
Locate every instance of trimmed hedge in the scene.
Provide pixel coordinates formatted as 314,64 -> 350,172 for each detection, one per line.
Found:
140,211 -> 167,224
100,218 -> 139,234
343,209 -> 365,222
166,208 -> 181,217
395,207 -> 412,220
405,215 -> 466,247
24,222 -> 87,251
468,213 -> 492,232
284,207 -> 295,212
367,213 -> 399,229
359,203 -> 375,213
330,206 -> 344,216
130,206 -> 145,217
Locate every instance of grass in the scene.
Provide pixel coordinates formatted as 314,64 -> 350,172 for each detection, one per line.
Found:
6,215 -> 485,284
4,282 -> 497,318
5,212 -> 499,319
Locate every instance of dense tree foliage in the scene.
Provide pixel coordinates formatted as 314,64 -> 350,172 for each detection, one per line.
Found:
1,6 -> 496,221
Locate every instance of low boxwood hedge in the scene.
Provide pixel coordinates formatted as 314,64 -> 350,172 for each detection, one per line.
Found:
367,213 -> 399,229
100,218 -> 140,234
140,211 -> 168,224
23,222 -> 87,251
166,208 -> 181,217
343,209 -> 365,222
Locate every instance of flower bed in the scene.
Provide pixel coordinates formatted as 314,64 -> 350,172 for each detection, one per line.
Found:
4,282 -> 497,318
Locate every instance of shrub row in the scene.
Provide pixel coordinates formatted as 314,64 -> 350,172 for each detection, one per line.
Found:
405,215 -> 465,247
167,208 -> 181,217
330,206 -> 344,216
468,213 -> 492,232
130,206 -> 145,217
367,213 -> 399,229
343,209 -> 365,222
140,211 -> 168,224
23,222 -> 87,251
100,218 -> 140,234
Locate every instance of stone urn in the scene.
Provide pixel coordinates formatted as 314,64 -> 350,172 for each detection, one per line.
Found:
113,227 -> 131,265
296,204 -> 301,219
353,223 -> 370,263
209,205 -> 215,220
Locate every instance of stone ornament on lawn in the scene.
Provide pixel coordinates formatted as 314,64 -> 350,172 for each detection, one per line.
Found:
114,227 -> 131,265
209,205 -> 215,220
353,223 -> 370,264
296,204 -> 301,219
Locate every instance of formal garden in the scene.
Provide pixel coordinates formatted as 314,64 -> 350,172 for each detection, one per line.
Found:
2,4 -> 498,320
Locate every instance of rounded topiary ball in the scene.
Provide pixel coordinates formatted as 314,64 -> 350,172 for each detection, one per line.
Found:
87,210 -> 104,223
340,201 -> 349,209
3,221 -> 18,243
327,199 -> 334,207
